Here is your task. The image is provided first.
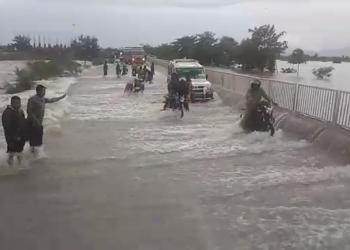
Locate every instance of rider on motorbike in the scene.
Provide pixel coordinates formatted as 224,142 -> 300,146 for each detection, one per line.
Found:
177,78 -> 190,111
163,72 -> 179,110
240,79 -> 278,129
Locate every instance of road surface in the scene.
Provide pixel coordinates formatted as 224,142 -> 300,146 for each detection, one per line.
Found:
1,65 -> 350,250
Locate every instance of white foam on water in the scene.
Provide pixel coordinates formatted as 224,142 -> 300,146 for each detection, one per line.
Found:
0,77 -> 75,129
0,60 -> 28,87
0,61 -> 77,170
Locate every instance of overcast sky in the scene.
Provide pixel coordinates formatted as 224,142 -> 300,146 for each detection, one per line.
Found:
0,0 -> 349,51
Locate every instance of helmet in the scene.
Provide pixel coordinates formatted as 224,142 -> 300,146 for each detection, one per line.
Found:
251,79 -> 261,88
179,77 -> 186,83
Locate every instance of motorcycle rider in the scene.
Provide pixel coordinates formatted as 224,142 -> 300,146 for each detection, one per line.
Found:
177,78 -> 190,111
240,79 -> 277,129
163,72 -> 179,110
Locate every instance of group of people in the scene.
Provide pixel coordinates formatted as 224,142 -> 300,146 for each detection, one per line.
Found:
115,62 -> 128,76
132,62 -> 155,83
103,61 -> 128,76
124,63 -> 155,94
2,85 -> 66,165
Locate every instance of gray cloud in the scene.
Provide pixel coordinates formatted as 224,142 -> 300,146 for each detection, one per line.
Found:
0,0 -> 349,50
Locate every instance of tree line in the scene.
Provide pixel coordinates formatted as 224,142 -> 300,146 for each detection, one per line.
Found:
143,24 -> 288,72
0,35 -> 119,62
143,24 -> 350,72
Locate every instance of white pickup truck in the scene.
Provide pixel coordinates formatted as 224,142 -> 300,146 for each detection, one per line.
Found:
167,59 -> 214,101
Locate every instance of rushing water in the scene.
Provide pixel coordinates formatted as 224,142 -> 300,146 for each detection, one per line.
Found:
0,64 -> 350,250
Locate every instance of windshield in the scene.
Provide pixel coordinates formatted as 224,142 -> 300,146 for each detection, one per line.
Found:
175,67 -> 206,79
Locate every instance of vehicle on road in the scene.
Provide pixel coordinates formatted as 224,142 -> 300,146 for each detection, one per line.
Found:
122,47 -> 145,65
167,59 -> 214,102
240,100 -> 275,136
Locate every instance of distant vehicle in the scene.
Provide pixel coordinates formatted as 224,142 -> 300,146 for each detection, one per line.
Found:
167,59 -> 214,102
121,47 -> 145,65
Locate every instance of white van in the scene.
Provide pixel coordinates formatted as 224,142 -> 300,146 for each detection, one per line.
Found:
167,59 -> 214,101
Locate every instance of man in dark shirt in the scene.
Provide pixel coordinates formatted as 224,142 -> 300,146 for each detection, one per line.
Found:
2,96 -> 27,165
27,84 -> 66,155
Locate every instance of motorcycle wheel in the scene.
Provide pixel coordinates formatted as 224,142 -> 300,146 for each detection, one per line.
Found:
179,103 -> 184,118
268,122 -> 275,136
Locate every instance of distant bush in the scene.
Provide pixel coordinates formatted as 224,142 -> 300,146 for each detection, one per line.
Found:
4,59 -> 82,94
312,66 -> 334,79
92,58 -> 106,66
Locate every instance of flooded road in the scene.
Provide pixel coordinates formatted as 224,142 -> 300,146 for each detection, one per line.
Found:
1,65 -> 350,250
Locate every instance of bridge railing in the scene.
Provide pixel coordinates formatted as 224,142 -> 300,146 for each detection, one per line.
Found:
148,57 -> 350,130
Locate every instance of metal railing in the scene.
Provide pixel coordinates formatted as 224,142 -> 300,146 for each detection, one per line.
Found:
148,57 -> 350,130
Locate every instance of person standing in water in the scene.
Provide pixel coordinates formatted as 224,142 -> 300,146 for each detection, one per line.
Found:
27,85 -> 66,155
2,96 -> 27,165
103,61 -> 108,76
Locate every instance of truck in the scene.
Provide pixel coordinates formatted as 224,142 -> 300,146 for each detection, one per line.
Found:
121,47 -> 145,65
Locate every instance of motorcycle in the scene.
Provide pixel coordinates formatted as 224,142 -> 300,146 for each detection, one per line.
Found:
163,94 -> 185,118
240,101 -> 275,136
133,79 -> 145,94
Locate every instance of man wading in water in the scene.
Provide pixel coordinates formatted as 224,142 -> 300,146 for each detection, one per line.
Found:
27,85 -> 66,155
2,96 -> 27,165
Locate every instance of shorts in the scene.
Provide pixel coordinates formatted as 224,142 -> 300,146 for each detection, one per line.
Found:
27,123 -> 44,147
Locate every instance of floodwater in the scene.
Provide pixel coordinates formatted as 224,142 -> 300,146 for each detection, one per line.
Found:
208,60 -> 350,91
0,64 -> 350,250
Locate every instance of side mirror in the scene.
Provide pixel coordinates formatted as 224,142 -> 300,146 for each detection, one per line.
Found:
206,74 -> 208,80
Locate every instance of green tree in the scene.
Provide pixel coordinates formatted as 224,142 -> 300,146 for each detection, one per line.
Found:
193,31 -> 218,65
235,38 -> 258,70
71,35 -> 100,63
253,24 -> 288,71
172,35 -> 198,59
12,35 -> 32,51
214,36 -> 238,66
288,48 -> 307,77
145,24 -> 288,72
312,67 -> 334,79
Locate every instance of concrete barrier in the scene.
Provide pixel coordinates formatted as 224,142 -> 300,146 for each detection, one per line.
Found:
148,56 -> 350,163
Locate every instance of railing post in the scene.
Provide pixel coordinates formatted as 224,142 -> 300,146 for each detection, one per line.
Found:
267,80 -> 272,97
292,84 -> 300,111
221,74 -> 225,88
232,74 -> 236,91
332,90 -> 341,125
